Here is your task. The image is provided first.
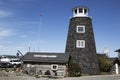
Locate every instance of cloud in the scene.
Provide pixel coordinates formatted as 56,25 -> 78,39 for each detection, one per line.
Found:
0,45 -> 7,53
0,29 -> 14,37
20,35 -> 27,38
0,10 -> 13,18
0,45 -> 4,49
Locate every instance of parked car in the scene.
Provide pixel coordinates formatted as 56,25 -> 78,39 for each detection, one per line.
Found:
0,56 -> 23,68
0,62 -> 12,68
9,59 -> 23,68
0,56 -> 2,59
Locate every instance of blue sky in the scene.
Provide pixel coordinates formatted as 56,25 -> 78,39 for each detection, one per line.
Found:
0,0 -> 120,57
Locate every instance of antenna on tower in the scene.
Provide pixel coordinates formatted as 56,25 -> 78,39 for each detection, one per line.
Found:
28,43 -> 31,52
38,14 -> 43,52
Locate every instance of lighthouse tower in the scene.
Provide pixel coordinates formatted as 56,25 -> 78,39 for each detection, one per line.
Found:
65,6 -> 99,74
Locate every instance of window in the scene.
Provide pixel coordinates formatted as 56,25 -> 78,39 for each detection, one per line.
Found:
79,8 -> 83,13
74,9 -> 77,14
53,65 -> 57,69
51,64 -> 58,70
84,9 -> 87,14
76,40 -> 85,48
77,25 -> 85,33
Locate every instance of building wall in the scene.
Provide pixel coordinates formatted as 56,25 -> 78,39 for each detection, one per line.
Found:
65,17 -> 99,74
23,63 -> 67,77
111,64 -> 120,74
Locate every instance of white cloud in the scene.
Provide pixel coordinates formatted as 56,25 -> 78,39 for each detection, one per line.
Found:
0,45 -> 8,54
0,29 -> 14,37
0,10 -> 13,18
0,45 -> 17,55
0,45 -> 4,49
20,35 -> 27,38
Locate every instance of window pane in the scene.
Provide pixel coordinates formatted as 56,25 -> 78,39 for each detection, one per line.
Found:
76,40 -> 85,48
75,9 -> 77,14
78,41 -> 81,46
53,66 -> 57,69
78,27 -> 83,32
79,8 -> 82,13
84,9 -> 87,14
77,25 -> 85,33
81,41 -> 84,46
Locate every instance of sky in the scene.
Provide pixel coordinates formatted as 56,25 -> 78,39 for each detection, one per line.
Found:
0,0 -> 120,57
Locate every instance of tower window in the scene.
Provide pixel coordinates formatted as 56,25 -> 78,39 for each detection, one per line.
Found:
77,25 -> 85,33
74,9 -> 77,14
76,40 -> 85,48
84,9 -> 87,14
79,8 -> 83,13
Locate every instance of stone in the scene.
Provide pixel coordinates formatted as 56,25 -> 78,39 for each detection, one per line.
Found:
65,17 -> 99,74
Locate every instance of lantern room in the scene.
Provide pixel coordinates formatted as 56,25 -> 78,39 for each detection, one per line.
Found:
73,6 -> 89,17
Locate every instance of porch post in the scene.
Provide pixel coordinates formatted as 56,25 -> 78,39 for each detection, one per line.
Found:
115,63 -> 119,74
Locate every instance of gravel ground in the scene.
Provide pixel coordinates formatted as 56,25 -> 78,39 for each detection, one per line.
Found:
0,75 -> 120,80
0,69 -> 120,80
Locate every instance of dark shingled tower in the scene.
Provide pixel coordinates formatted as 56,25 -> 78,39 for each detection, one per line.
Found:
65,6 -> 99,74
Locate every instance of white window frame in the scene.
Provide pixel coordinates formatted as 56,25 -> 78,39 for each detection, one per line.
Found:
76,40 -> 85,48
76,25 -> 85,33
51,64 -> 58,71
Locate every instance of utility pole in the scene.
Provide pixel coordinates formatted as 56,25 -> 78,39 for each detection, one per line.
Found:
29,43 -> 31,52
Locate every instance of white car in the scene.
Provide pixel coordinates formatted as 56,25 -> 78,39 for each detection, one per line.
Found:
0,57 -> 9,62
0,56 -> 22,68
10,59 -> 22,64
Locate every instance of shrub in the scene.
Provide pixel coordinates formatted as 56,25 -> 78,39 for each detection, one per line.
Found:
98,55 -> 112,72
44,70 -> 51,75
68,60 -> 82,77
